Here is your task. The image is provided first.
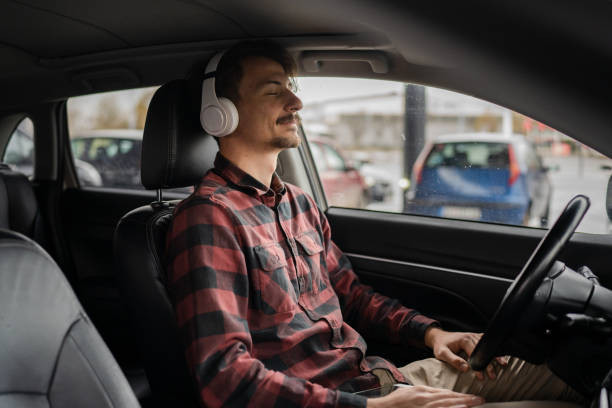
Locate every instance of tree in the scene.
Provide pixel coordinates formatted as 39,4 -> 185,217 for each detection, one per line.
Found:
135,89 -> 156,129
93,95 -> 129,129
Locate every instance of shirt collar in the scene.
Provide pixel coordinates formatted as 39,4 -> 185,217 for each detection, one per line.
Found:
212,153 -> 286,199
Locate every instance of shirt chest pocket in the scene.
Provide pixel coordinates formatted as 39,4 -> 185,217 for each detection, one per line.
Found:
253,242 -> 297,313
294,232 -> 327,295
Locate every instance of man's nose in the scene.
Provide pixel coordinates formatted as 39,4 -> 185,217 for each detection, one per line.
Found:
286,91 -> 303,112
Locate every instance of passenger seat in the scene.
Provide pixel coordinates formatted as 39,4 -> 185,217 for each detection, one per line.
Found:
0,164 -> 151,403
0,228 -> 140,408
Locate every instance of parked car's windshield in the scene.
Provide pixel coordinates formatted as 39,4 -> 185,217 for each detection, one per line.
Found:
426,142 -> 510,169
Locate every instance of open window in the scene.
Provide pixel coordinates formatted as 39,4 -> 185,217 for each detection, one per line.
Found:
298,77 -> 612,234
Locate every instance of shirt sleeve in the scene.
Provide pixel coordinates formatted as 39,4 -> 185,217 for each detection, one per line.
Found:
166,196 -> 367,408
316,206 -> 439,347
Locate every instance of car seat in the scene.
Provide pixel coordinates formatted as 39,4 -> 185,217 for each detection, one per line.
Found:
114,80 -> 218,407
0,163 -> 49,250
0,228 -> 140,408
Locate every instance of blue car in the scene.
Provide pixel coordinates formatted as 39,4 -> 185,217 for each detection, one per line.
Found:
404,133 -> 552,227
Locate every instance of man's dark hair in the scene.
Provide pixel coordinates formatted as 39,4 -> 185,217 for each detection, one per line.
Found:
215,40 -> 297,104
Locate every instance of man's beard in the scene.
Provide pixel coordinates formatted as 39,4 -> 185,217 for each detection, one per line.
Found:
272,113 -> 301,148
271,133 -> 300,149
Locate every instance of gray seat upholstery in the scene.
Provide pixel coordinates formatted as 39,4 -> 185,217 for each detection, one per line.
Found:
0,228 -> 140,408
114,79 -> 218,407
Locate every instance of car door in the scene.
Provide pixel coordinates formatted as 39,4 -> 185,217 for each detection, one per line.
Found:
297,77 -> 612,365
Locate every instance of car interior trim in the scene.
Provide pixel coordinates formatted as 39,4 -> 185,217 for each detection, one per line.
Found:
346,252 -> 514,284
300,51 -> 389,74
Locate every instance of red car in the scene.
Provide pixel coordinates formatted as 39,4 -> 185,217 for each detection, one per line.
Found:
307,137 -> 369,208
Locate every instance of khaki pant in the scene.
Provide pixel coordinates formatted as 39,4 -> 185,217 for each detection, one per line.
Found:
378,357 -> 587,407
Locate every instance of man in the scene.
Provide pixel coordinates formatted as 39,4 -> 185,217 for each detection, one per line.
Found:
166,40 -> 582,408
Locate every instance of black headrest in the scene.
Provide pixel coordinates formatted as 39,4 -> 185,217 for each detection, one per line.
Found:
141,80 -> 218,190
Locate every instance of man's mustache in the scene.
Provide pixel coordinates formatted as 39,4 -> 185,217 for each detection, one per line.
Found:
276,113 -> 301,125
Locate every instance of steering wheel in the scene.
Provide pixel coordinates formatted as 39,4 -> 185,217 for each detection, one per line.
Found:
469,195 -> 590,371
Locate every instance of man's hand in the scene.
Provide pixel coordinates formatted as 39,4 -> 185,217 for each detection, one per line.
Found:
367,385 -> 484,408
424,327 -> 509,380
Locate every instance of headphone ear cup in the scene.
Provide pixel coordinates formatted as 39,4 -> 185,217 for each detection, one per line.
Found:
200,104 -> 226,136
217,97 -> 239,137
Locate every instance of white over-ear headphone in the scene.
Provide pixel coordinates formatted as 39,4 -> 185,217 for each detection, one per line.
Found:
200,51 -> 239,137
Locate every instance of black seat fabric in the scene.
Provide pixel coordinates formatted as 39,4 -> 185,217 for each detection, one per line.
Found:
0,163 -> 48,249
0,228 -> 140,408
114,80 -> 218,407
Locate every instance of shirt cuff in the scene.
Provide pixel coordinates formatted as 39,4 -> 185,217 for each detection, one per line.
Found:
399,316 -> 440,348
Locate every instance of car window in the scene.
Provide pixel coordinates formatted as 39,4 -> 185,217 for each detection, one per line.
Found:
2,117 -> 35,178
66,87 -> 190,195
297,77 -> 612,234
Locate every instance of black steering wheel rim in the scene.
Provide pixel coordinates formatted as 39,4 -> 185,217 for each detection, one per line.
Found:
469,195 -> 590,371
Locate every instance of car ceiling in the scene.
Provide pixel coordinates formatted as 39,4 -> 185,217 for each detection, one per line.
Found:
1,0 -> 612,157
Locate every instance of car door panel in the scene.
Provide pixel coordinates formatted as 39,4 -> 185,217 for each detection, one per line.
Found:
351,260 -> 504,366
326,207 -> 612,330
62,188 -> 157,277
60,187 -> 186,364
326,207 -> 612,365
347,253 -> 509,329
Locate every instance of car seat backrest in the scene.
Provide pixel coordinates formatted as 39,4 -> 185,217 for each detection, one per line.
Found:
115,79 -> 217,407
0,171 -> 8,229
0,228 -> 140,408
0,163 -> 48,249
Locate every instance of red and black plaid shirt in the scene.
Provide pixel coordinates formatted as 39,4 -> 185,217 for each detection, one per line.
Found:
166,153 -> 438,407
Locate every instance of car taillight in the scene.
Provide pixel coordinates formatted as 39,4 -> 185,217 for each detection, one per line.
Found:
508,145 -> 520,185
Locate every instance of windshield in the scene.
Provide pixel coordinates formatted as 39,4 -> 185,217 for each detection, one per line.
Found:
426,142 -> 510,169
